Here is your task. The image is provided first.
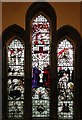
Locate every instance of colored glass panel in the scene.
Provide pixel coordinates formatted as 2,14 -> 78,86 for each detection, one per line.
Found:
7,38 -> 24,118
32,15 -> 50,117
57,39 -> 74,119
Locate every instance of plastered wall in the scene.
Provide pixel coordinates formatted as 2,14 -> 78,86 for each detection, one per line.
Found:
2,2 -> 81,34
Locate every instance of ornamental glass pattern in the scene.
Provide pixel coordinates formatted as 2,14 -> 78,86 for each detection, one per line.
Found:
7,38 -> 24,118
57,39 -> 74,119
32,14 -> 50,117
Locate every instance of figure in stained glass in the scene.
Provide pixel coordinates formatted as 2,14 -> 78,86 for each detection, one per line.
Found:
32,14 -> 50,117
32,63 -> 41,88
57,39 -> 74,119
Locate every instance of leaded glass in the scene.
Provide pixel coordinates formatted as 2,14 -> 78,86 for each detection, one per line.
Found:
32,14 -> 50,117
57,39 -> 74,119
7,38 -> 24,118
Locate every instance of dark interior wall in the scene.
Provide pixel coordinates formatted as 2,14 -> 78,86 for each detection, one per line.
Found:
80,3 -> 82,63
2,2 -> 82,119
0,2 -> 2,119
2,2 -> 81,34
80,2 -> 82,118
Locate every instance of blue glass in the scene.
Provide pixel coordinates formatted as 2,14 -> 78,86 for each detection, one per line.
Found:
32,15 -> 50,117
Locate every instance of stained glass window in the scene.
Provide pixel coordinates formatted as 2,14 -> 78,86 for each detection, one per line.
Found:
32,14 -> 50,118
7,38 -> 24,118
57,39 -> 74,119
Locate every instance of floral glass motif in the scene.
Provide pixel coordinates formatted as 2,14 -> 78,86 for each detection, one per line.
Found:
7,38 -> 24,118
32,15 -> 50,117
57,39 -> 74,119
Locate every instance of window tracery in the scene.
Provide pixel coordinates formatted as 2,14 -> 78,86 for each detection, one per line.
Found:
32,14 -> 50,118
57,39 -> 74,119
7,38 -> 24,118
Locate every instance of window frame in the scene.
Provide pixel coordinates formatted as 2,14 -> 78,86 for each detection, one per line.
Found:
25,2 -> 57,120
2,24 -> 26,120
57,25 -> 82,120
2,2 -> 82,120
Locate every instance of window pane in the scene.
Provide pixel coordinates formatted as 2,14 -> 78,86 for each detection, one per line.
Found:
7,38 -> 24,118
32,15 -> 50,118
57,39 -> 74,119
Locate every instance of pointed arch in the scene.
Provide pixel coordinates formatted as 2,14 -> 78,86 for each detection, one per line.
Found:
25,2 -> 56,43
25,2 -> 57,120
57,25 -> 82,120
2,24 -> 25,120
2,24 -> 25,44
2,2 -> 82,120
57,25 -> 82,45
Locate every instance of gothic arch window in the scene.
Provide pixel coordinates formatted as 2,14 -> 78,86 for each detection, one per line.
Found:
26,2 -> 56,120
2,25 -> 25,120
57,25 -> 82,120
31,14 -> 51,118
2,2 -> 82,120
57,37 -> 74,119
